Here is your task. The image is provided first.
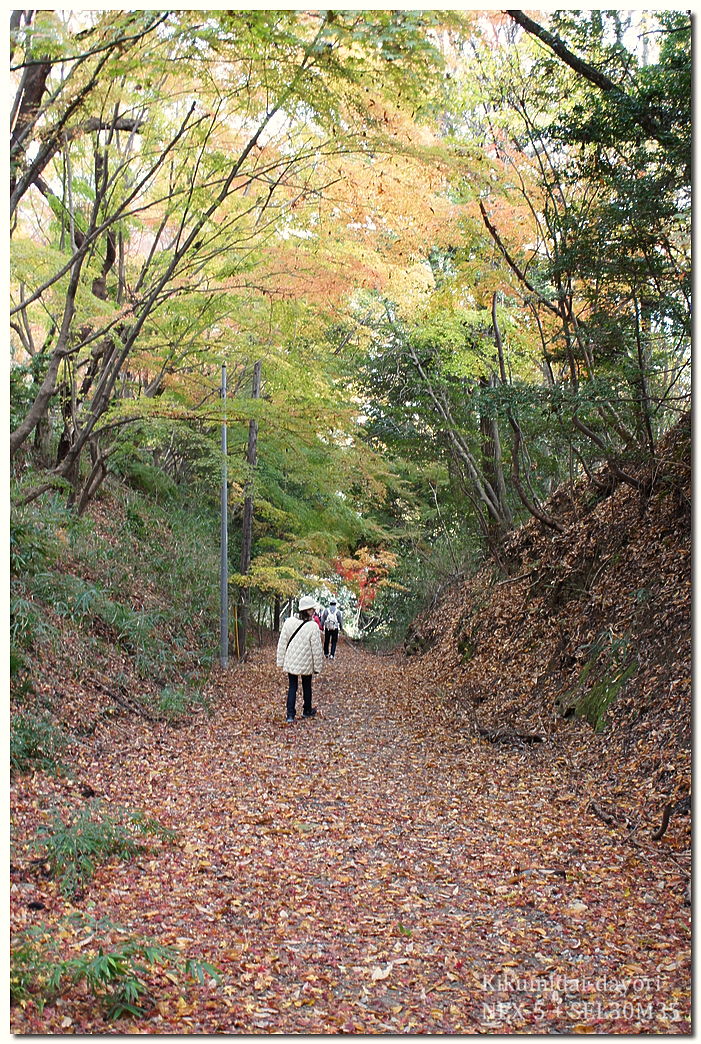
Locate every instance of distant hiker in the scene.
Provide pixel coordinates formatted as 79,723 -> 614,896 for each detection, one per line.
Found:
313,609 -> 323,631
276,595 -> 324,723
321,598 -> 343,659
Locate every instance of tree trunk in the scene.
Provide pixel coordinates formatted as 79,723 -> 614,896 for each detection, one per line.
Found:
10,294 -> 81,460
479,373 -> 513,547
505,10 -> 683,153
76,440 -> 109,516
10,55 -> 52,200
492,293 -> 564,532
633,295 -> 656,460
33,413 -> 52,466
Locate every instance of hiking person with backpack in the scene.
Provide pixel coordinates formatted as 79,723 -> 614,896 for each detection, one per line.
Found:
276,595 -> 324,723
320,598 -> 343,659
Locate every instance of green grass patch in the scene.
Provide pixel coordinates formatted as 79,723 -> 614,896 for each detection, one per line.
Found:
154,683 -> 211,722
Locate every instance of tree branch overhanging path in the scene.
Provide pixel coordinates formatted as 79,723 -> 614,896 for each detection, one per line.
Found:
16,642 -> 689,1034
504,9 -> 687,156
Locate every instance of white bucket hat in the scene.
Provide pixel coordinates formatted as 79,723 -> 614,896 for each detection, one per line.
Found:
298,595 -> 316,611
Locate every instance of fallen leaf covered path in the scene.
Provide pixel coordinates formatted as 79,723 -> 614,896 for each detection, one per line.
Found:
12,641 -> 691,1033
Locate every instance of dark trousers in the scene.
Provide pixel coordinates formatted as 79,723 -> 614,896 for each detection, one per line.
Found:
287,673 -> 312,718
324,629 -> 338,657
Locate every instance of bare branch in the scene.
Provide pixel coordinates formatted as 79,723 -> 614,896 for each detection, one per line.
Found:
479,200 -> 562,318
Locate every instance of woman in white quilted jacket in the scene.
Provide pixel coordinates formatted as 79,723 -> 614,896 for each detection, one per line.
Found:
276,595 -> 324,723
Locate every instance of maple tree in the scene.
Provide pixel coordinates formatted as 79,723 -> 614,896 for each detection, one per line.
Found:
332,546 -> 399,632
9,9 -> 452,508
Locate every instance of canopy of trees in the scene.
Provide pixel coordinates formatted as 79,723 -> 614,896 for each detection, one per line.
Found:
10,9 -> 691,641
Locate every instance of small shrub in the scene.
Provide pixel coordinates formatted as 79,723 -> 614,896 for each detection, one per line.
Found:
11,914 -> 219,1019
10,593 -> 55,648
124,810 -> 177,845
11,712 -> 69,776
30,572 -> 102,622
10,646 -> 28,680
10,646 -> 35,702
125,502 -> 147,537
96,598 -> 157,647
33,801 -> 176,896
117,459 -> 177,502
10,516 -> 57,576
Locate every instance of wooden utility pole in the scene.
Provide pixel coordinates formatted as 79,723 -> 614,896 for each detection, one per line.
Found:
236,360 -> 262,658
220,364 -> 229,669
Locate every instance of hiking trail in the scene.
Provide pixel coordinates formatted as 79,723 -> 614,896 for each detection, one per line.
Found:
12,640 -> 691,1033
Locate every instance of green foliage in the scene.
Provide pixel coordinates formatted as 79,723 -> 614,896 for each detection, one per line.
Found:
10,635 -> 37,711
367,526 -> 481,650
155,683 -> 211,722
10,512 -> 59,577
97,598 -> 160,654
11,480 -> 221,699
10,355 -> 51,433
27,569 -> 167,669
411,309 -> 495,379
10,592 -> 56,650
10,5 -> 452,526
10,645 -> 30,683
30,572 -> 102,621
114,458 -> 178,502
33,801 -> 175,896
11,913 -> 219,1019
10,711 -> 69,776
445,9 -> 691,520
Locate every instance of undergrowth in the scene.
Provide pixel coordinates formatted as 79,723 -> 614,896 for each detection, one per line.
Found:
11,711 -> 70,776
156,682 -> 211,721
10,480 -> 221,1024
367,532 -> 481,650
10,484 -> 219,694
33,801 -> 176,896
11,912 -> 219,1019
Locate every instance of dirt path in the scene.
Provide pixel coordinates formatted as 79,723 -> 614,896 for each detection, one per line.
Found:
12,641 -> 691,1033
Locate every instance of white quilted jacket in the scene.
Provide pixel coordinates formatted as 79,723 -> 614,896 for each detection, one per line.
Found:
276,617 -> 324,676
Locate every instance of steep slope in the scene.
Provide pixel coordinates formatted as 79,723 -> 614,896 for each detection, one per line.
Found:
404,415 -> 691,843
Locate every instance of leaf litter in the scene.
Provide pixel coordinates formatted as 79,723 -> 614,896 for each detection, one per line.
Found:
11,634 -> 690,1033
10,421 -> 690,1033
